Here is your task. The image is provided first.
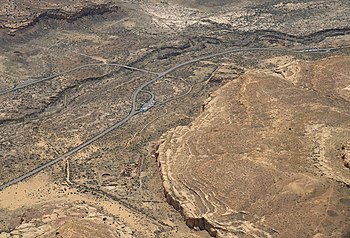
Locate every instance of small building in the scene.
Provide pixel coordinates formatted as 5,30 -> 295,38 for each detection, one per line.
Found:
140,99 -> 155,112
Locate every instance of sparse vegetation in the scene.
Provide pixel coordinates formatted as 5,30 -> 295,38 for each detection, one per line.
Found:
0,0 -> 349,237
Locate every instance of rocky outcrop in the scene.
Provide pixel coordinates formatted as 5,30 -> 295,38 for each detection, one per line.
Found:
0,3 -> 120,33
0,202 -> 134,238
156,56 -> 350,237
341,144 -> 350,170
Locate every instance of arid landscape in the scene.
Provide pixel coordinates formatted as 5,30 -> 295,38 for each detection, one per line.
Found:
0,0 -> 349,237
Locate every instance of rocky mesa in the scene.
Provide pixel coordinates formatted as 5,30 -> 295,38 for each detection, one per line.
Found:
156,56 -> 350,237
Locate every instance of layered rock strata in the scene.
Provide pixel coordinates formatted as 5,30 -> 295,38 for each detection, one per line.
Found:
157,56 -> 350,237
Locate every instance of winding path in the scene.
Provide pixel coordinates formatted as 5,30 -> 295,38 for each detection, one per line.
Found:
0,63 -> 158,96
0,46 -> 347,191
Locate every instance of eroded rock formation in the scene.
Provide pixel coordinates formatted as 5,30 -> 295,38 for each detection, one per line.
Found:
157,56 -> 350,237
0,1 -> 120,33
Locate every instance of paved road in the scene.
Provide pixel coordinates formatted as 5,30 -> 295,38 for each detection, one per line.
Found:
0,46 -> 347,191
0,63 -> 158,96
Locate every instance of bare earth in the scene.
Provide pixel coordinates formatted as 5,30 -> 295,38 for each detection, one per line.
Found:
157,56 -> 350,237
0,0 -> 350,237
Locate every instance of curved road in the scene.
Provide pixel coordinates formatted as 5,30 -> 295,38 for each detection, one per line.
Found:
0,63 -> 158,96
140,90 -> 155,102
0,46 -> 346,190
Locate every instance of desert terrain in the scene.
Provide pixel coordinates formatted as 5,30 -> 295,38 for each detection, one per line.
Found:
0,0 -> 349,237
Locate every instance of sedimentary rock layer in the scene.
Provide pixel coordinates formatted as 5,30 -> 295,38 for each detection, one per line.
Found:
0,2 -> 120,33
157,56 -> 350,237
